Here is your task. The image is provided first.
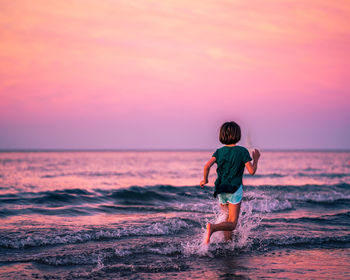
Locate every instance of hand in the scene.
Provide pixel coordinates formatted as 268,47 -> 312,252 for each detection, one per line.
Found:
200,179 -> 208,188
252,149 -> 261,161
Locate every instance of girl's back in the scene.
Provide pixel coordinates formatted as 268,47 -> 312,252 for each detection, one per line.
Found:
213,145 -> 252,187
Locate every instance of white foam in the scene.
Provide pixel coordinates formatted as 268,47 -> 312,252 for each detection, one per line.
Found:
114,248 -> 132,257
171,201 -> 214,213
284,191 -> 350,202
181,194 -> 267,256
0,218 -> 194,249
244,191 -> 293,212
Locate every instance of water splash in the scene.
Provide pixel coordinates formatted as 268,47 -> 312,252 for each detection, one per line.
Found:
180,192 -> 268,256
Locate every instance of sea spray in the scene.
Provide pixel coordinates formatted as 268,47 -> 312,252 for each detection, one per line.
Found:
181,192 -> 269,255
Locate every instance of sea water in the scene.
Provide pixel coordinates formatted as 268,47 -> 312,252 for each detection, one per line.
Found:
0,150 -> 349,279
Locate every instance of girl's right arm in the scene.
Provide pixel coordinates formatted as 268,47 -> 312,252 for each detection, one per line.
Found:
245,149 -> 260,175
200,157 -> 216,187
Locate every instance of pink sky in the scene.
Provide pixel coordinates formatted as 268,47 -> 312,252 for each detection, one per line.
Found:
0,0 -> 349,149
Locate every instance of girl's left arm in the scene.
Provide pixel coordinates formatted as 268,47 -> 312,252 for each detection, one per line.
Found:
200,157 -> 216,187
245,149 -> 260,175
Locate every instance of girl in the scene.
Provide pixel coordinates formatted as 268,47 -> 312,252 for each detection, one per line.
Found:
200,121 -> 260,244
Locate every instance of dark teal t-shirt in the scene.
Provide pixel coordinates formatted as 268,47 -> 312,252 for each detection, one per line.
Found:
212,145 -> 252,192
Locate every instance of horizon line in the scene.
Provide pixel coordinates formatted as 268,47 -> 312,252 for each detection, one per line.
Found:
0,148 -> 349,153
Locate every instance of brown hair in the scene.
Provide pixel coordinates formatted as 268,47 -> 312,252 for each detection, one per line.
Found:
219,121 -> 241,144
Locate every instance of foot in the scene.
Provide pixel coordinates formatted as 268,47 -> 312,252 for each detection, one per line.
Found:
205,223 -> 213,244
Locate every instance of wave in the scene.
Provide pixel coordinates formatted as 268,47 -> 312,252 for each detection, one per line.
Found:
296,172 -> 350,179
0,189 -> 103,209
2,243 -> 188,272
6,231 -> 349,267
248,184 -> 350,203
249,173 -> 286,178
189,232 -> 350,255
264,211 -> 350,226
257,234 -> 350,250
0,217 -> 199,249
1,184 -> 349,218
41,171 -> 136,178
0,203 -> 215,218
0,185 -> 211,208
31,243 -> 185,267
247,183 -> 350,191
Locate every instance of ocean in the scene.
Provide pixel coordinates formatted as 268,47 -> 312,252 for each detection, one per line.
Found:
0,150 -> 349,279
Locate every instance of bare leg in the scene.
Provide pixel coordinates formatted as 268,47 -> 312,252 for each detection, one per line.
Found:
220,204 -> 232,242
206,202 -> 241,244
205,223 -> 212,244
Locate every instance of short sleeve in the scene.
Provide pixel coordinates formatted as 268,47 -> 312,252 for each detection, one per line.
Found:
212,149 -> 218,159
242,148 -> 252,163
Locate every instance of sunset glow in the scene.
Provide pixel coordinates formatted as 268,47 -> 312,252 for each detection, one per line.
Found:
1,0 -> 349,149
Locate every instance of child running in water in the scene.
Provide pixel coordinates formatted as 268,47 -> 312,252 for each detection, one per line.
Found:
200,121 -> 260,244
